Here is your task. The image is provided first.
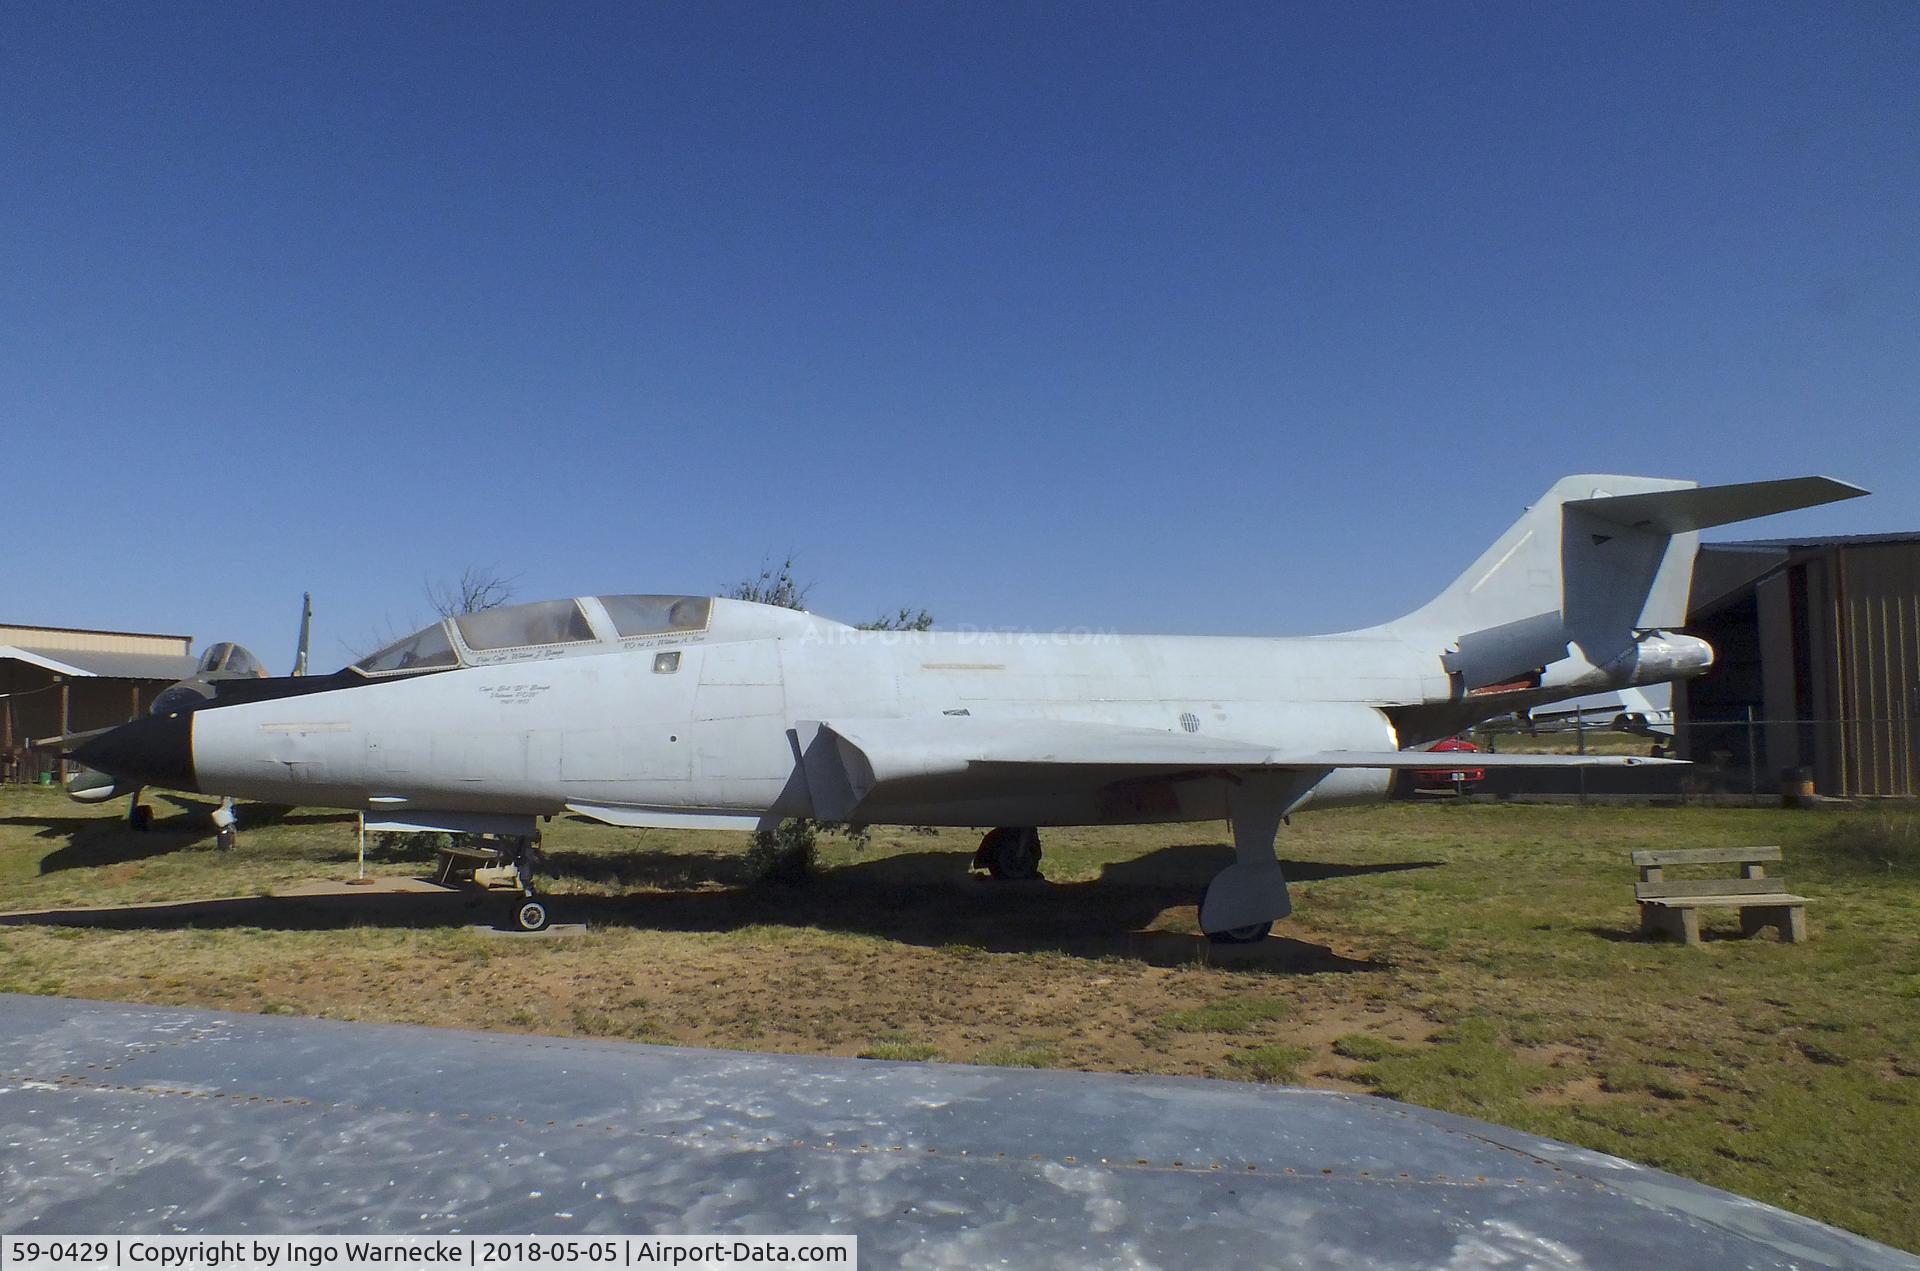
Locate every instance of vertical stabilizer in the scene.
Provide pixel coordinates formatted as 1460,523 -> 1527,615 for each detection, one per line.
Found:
1385,474 -> 1865,692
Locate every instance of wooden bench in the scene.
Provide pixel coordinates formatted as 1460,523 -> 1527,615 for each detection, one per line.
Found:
1633,847 -> 1809,946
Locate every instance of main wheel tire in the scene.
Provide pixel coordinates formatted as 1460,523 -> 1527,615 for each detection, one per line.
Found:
1198,881 -> 1272,944
214,825 -> 237,852
980,827 -> 1042,880
512,900 -> 550,933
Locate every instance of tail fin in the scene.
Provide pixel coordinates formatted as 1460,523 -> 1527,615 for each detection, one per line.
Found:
1387,474 -> 1865,690
292,592 -> 313,677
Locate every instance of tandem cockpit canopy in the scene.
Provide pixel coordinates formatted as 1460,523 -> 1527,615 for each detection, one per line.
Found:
350,595 -> 717,677
195,642 -> 266,677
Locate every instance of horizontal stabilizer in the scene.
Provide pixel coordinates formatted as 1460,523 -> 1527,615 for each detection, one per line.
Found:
1565,476 -> 1866,535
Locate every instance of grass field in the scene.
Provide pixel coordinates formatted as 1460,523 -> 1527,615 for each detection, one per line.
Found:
2,785 -> 1917,1250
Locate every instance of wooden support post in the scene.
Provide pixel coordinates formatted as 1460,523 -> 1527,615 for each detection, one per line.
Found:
1576,716 -> 1588,805
57,678 -> 70,781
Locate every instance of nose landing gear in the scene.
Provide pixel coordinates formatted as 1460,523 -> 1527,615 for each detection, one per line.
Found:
502,837 -> 551,932
435,833 -> 555,931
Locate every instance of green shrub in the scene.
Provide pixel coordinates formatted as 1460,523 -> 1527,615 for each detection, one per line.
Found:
746,818 -> 818,885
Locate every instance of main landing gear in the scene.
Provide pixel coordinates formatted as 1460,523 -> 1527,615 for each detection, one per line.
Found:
974,826 -> 1043,880
212,798 -> 238,852
1196,774 -> 1313,945
1198,878 -> 1272,944
125,791 -> 239,848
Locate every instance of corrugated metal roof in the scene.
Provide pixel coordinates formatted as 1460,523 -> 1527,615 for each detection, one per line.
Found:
1708,531 -> 1920,550
0,621 -> 193,641
0,645 -> 199,681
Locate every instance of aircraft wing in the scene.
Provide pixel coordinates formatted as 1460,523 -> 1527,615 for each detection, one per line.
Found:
6,995 -> 1905,1267
797,717 -> 1679,819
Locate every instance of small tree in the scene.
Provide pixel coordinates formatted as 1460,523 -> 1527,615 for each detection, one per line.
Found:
729,557 -> 930,882
744,818 -> 818,885
728,557 -> 810,610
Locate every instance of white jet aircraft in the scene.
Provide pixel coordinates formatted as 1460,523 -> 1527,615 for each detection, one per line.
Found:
60,474 -> 1864,934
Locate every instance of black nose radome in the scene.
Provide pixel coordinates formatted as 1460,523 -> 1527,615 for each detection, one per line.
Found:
70,713 -> 197,792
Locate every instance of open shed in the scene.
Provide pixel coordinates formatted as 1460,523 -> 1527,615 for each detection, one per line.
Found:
0,623 -> 198,784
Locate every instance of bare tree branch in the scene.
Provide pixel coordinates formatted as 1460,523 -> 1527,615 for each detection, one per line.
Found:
426,566 -> 519,619
859,607 -> 934,631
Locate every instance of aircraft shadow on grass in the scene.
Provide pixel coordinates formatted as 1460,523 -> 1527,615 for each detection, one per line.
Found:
0,828 -> 1433,971
2,801 -> 344,875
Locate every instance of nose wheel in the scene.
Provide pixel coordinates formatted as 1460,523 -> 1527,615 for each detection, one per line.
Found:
496,836 -> 554,932
974,827 -> 1043,880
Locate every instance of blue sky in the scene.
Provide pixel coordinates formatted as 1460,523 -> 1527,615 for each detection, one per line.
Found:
5,3 -> 1914,668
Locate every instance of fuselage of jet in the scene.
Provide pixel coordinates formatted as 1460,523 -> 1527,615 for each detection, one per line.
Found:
88,596 -> 1707,835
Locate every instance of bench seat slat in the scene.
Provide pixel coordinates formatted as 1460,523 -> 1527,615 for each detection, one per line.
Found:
1637,877 -> 1787,899
438,845 -> 504,862
1630,846 -> 1782,868
1640,893 -> 1808,910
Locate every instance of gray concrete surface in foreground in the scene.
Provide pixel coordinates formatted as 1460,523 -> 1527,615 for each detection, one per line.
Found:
0,994 -> 1911,1269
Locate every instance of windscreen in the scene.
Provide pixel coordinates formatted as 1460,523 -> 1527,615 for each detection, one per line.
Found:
354,622 -> 459,675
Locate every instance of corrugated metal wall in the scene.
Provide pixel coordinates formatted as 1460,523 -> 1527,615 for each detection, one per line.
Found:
0,626 -> 191,656
1825,541 -> 1920,797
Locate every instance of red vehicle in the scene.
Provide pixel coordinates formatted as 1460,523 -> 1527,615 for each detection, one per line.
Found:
1412,737 -> 1486,793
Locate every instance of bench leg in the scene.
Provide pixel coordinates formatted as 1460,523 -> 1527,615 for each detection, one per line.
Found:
1641,904 -> 1699,945
1742,904 -> 1807,943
